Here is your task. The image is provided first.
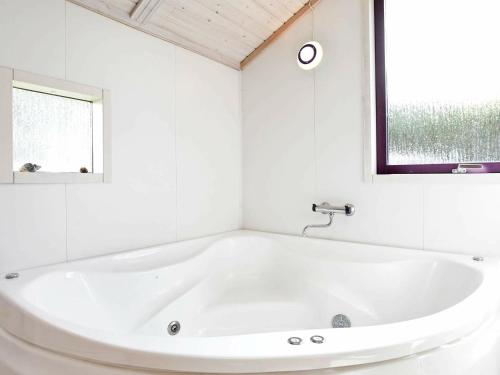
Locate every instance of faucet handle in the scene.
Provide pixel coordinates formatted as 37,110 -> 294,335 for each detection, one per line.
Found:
312,202 -> 355,216
345,204 -> 355,216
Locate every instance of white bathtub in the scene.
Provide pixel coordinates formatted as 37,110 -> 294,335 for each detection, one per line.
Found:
1,231 -> 500,375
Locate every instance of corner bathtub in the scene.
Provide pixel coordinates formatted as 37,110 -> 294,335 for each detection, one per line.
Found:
1,231 -> 500,375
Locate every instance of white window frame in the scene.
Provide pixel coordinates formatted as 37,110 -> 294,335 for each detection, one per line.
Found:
0,66 -> 111,184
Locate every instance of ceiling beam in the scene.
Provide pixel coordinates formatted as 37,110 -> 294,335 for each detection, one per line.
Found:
130,0 -> 163,24
240,0 -> 321,70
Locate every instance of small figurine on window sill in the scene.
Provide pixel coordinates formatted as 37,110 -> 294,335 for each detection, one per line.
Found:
19,163 -> 41,172
80,167 -> 88,173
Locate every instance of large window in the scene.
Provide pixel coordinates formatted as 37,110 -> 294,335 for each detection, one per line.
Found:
375,0 -> 500,174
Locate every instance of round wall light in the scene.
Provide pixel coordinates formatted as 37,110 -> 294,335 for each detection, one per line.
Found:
297,41 -> 323,70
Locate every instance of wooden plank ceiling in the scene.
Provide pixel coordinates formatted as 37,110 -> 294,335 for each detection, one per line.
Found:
67,0 -> 313,70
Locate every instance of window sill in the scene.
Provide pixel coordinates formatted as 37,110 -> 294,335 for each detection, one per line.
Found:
372,173 -> 500,185
13,172 -> 104,184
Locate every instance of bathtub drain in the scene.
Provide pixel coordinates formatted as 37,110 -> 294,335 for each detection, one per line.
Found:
332,314 -> 351,328
167,321 -> 181,335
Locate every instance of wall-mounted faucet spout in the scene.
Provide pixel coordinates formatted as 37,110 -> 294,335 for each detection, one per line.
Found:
302,212 -> 334,236
302,202 -> 355,237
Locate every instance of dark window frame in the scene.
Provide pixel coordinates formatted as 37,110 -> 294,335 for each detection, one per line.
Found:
374,0 -> 500,174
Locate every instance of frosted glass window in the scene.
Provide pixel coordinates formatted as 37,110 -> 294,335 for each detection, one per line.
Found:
376,0 -> 500,173
13,88 -> 94,173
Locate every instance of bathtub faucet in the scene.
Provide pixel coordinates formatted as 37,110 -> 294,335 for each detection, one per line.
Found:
301,202 -> 355,237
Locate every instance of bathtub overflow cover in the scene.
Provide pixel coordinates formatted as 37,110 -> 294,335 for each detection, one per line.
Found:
332,314 -> 351,328
288,337 -> 302,345
5,273 -> 19,280
473,256 -> 484,262
167,321 -> 181,335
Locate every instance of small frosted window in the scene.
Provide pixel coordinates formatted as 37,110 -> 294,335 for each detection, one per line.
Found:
382,0 -> 500,167
13,88 -> 94,173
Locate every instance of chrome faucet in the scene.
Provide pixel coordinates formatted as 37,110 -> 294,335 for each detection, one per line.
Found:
302,202 -> 355,237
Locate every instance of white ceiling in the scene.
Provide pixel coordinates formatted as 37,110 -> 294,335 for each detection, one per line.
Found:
67,0 -> 311,69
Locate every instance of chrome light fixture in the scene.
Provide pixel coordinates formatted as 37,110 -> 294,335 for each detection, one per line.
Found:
297,41 -> 323,70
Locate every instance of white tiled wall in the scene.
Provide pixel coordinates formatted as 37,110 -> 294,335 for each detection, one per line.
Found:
242,0 -> 500,256
0,0 -> 242,272
64,5 -> 178,260
175,48 -> 242,240
423,185 -> 500,256
0,185 -> 66,270
2,0 -> 499,273
0,0 -> 66,79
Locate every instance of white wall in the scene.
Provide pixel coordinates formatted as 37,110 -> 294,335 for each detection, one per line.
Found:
242,0 -> 500,257
0,0 -> 242,272
2,0 -> 499,274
